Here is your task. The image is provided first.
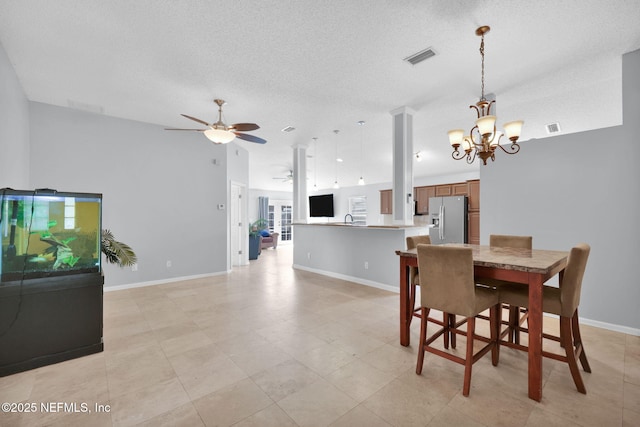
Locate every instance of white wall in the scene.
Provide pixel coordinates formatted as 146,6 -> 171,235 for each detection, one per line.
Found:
480,49 -> 640,332
0,41 -> 29,188
28,102 -> 238,287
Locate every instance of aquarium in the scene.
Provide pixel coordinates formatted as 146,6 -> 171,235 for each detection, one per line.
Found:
0,189 -> 102,282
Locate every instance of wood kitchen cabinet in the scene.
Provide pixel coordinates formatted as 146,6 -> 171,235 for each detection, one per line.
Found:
414,186 -> 435,214
452,182 -> 468,196
468,179 -> 480,211
468,211 -> 480,245
380,189 -> 392,214
435,184 -> 452,197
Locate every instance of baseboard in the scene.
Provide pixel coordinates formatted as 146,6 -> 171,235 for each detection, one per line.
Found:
103,271 -> 229,292
578,317 -> 639,336
292,264 -> 398,293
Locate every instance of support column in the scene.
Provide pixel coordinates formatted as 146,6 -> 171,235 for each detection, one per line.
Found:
292,144 -> 308,223
390,106 -> 415,225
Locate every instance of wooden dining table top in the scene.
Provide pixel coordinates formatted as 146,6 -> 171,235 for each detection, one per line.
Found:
395,244 -> 568,275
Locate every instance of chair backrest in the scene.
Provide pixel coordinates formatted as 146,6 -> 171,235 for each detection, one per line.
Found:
417,244 -> 477,317
560,243 -> 591,316
406,234 -> 431,250
490,234 -> 532,250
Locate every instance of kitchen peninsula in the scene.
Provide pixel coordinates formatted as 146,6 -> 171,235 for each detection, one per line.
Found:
292,223 -> 428,291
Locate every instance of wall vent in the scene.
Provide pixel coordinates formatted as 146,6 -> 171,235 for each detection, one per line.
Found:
546,122 -> 561,134
281,126 -> 296,133
404,47 -> 437,66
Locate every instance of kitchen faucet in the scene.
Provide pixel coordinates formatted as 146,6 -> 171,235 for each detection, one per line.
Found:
344,214 -> 354,224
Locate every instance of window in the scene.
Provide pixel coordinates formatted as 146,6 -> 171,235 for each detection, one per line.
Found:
348,196 -> 367,225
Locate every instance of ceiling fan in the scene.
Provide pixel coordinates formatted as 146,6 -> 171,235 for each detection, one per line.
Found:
165,99 -> 267,144
272,170 -> 293,183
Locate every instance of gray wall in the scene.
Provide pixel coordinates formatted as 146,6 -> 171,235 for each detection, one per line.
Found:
481,49 -> 640,331
0,41 -> 29,188
28,102 -> 239,287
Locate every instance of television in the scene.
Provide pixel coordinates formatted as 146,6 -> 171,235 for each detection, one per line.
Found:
309,194 -> 334,217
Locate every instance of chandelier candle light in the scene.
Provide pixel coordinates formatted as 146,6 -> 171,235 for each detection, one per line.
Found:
448,26 -> 524,165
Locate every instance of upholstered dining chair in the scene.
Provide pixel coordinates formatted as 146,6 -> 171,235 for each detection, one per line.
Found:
499,243 -> 592,394
415,244 -> 501,396
406,235 -> 431,326
478,234 -> 533,343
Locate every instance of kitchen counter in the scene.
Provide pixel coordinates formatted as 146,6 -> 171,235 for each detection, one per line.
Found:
292,222 -> 429,291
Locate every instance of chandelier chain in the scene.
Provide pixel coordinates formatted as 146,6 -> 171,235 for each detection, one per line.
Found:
480,34 -> 485,101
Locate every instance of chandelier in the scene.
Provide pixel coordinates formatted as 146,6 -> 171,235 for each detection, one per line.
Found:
448,26 -> 523,165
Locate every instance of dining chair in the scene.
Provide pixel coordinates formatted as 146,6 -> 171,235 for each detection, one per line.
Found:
406,235 -> 431,325
406,235 -> 457,348
478,234 -> 533,343
415,244 -> 501,396
499,243 -> 591,393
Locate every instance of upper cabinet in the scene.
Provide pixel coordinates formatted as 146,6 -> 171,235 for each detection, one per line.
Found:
415,186 -> 435,214
435,184 -> 452,197
452,182 -> 468,196
380,189 -> 392,214
468,179 -> 480,211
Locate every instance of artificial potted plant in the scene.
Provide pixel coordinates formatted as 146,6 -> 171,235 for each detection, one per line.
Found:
101,229 -> 137,267
248,219 -> 268,260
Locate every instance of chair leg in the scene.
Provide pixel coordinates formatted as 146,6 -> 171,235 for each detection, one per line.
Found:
491,304 -> 501,366
463,317 -> 475,396
560,316 -> 586,394
508,305 -> 520,343
443,311 -> 450,349
416,307 -> 429,375
409,283 -> 416,327
449,313 -> 457,349
571,309 -> 591,373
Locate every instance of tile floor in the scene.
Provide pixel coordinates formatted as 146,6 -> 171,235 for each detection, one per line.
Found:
1,245 -> 639,426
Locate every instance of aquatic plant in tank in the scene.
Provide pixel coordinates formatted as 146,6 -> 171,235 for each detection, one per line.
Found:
0,189 -> 102,282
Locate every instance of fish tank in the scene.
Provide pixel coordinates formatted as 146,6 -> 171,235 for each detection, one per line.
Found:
1,188 -> 102,282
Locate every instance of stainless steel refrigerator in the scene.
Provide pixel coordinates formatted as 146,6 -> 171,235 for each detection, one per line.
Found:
428,196 -> 468,244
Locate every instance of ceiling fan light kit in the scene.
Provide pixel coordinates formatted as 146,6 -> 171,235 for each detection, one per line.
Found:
448,26 -> 523,165
165,98 -> 266,145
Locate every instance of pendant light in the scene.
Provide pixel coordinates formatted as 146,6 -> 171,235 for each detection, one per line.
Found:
333,130 -> 340,189
357,121 -> 365,185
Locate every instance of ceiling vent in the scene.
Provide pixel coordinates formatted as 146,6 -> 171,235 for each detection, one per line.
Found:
545,122 -> 561,134
404,47 -> 437,66
281,126 -> 296,133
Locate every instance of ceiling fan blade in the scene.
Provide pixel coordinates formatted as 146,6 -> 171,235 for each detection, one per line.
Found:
234,132 -> 267,144
181,114 -> 210,126
165,128 -> 207,131
229,123 -> 260,131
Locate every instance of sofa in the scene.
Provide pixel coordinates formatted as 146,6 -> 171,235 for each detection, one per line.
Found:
259,231 -> 279,249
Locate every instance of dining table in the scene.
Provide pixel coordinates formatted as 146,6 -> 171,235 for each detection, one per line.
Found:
395,243 -> 568,402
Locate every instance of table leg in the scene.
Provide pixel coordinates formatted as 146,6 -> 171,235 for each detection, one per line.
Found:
400,257 -> 410,346
528,273 -> 544,401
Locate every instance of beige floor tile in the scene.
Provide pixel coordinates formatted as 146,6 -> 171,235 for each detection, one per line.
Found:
136,402 -> 204,427
0,368 -> 36,401
251,359 -> 321,402
362,378 -> 439,426
294,343 -> 357,376
233,403 -> 298,427
330,330 -> 386,357
192,378 -> 273,427
624,381 -> 640,414
278,378 -> 358,427
159,330 -> 213,358
623,407 -> 640,427
228,342 -> 293,376
524,407 -> 583,427
326,359 -> 395,402
426,405 -> 487,427
359,343 -> 417,377
110,377 -> 190,426
329,404 -> 392,427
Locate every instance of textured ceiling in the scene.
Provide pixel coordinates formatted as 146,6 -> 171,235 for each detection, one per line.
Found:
1,0 -> 639,191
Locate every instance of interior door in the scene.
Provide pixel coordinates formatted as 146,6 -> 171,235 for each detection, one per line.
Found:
268,200 -> 293,243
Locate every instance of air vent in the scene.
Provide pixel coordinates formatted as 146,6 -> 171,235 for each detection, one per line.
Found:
281,126 -> 296,133
546,122 -> 561,134
404,47 -> 437,66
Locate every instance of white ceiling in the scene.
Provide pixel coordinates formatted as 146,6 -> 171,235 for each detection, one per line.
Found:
1,1 -> 639,191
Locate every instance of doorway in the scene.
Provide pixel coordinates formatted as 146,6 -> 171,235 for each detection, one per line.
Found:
268,200 -> 292,243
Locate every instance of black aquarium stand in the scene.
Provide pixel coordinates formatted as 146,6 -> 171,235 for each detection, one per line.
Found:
0,273 -> 103,376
